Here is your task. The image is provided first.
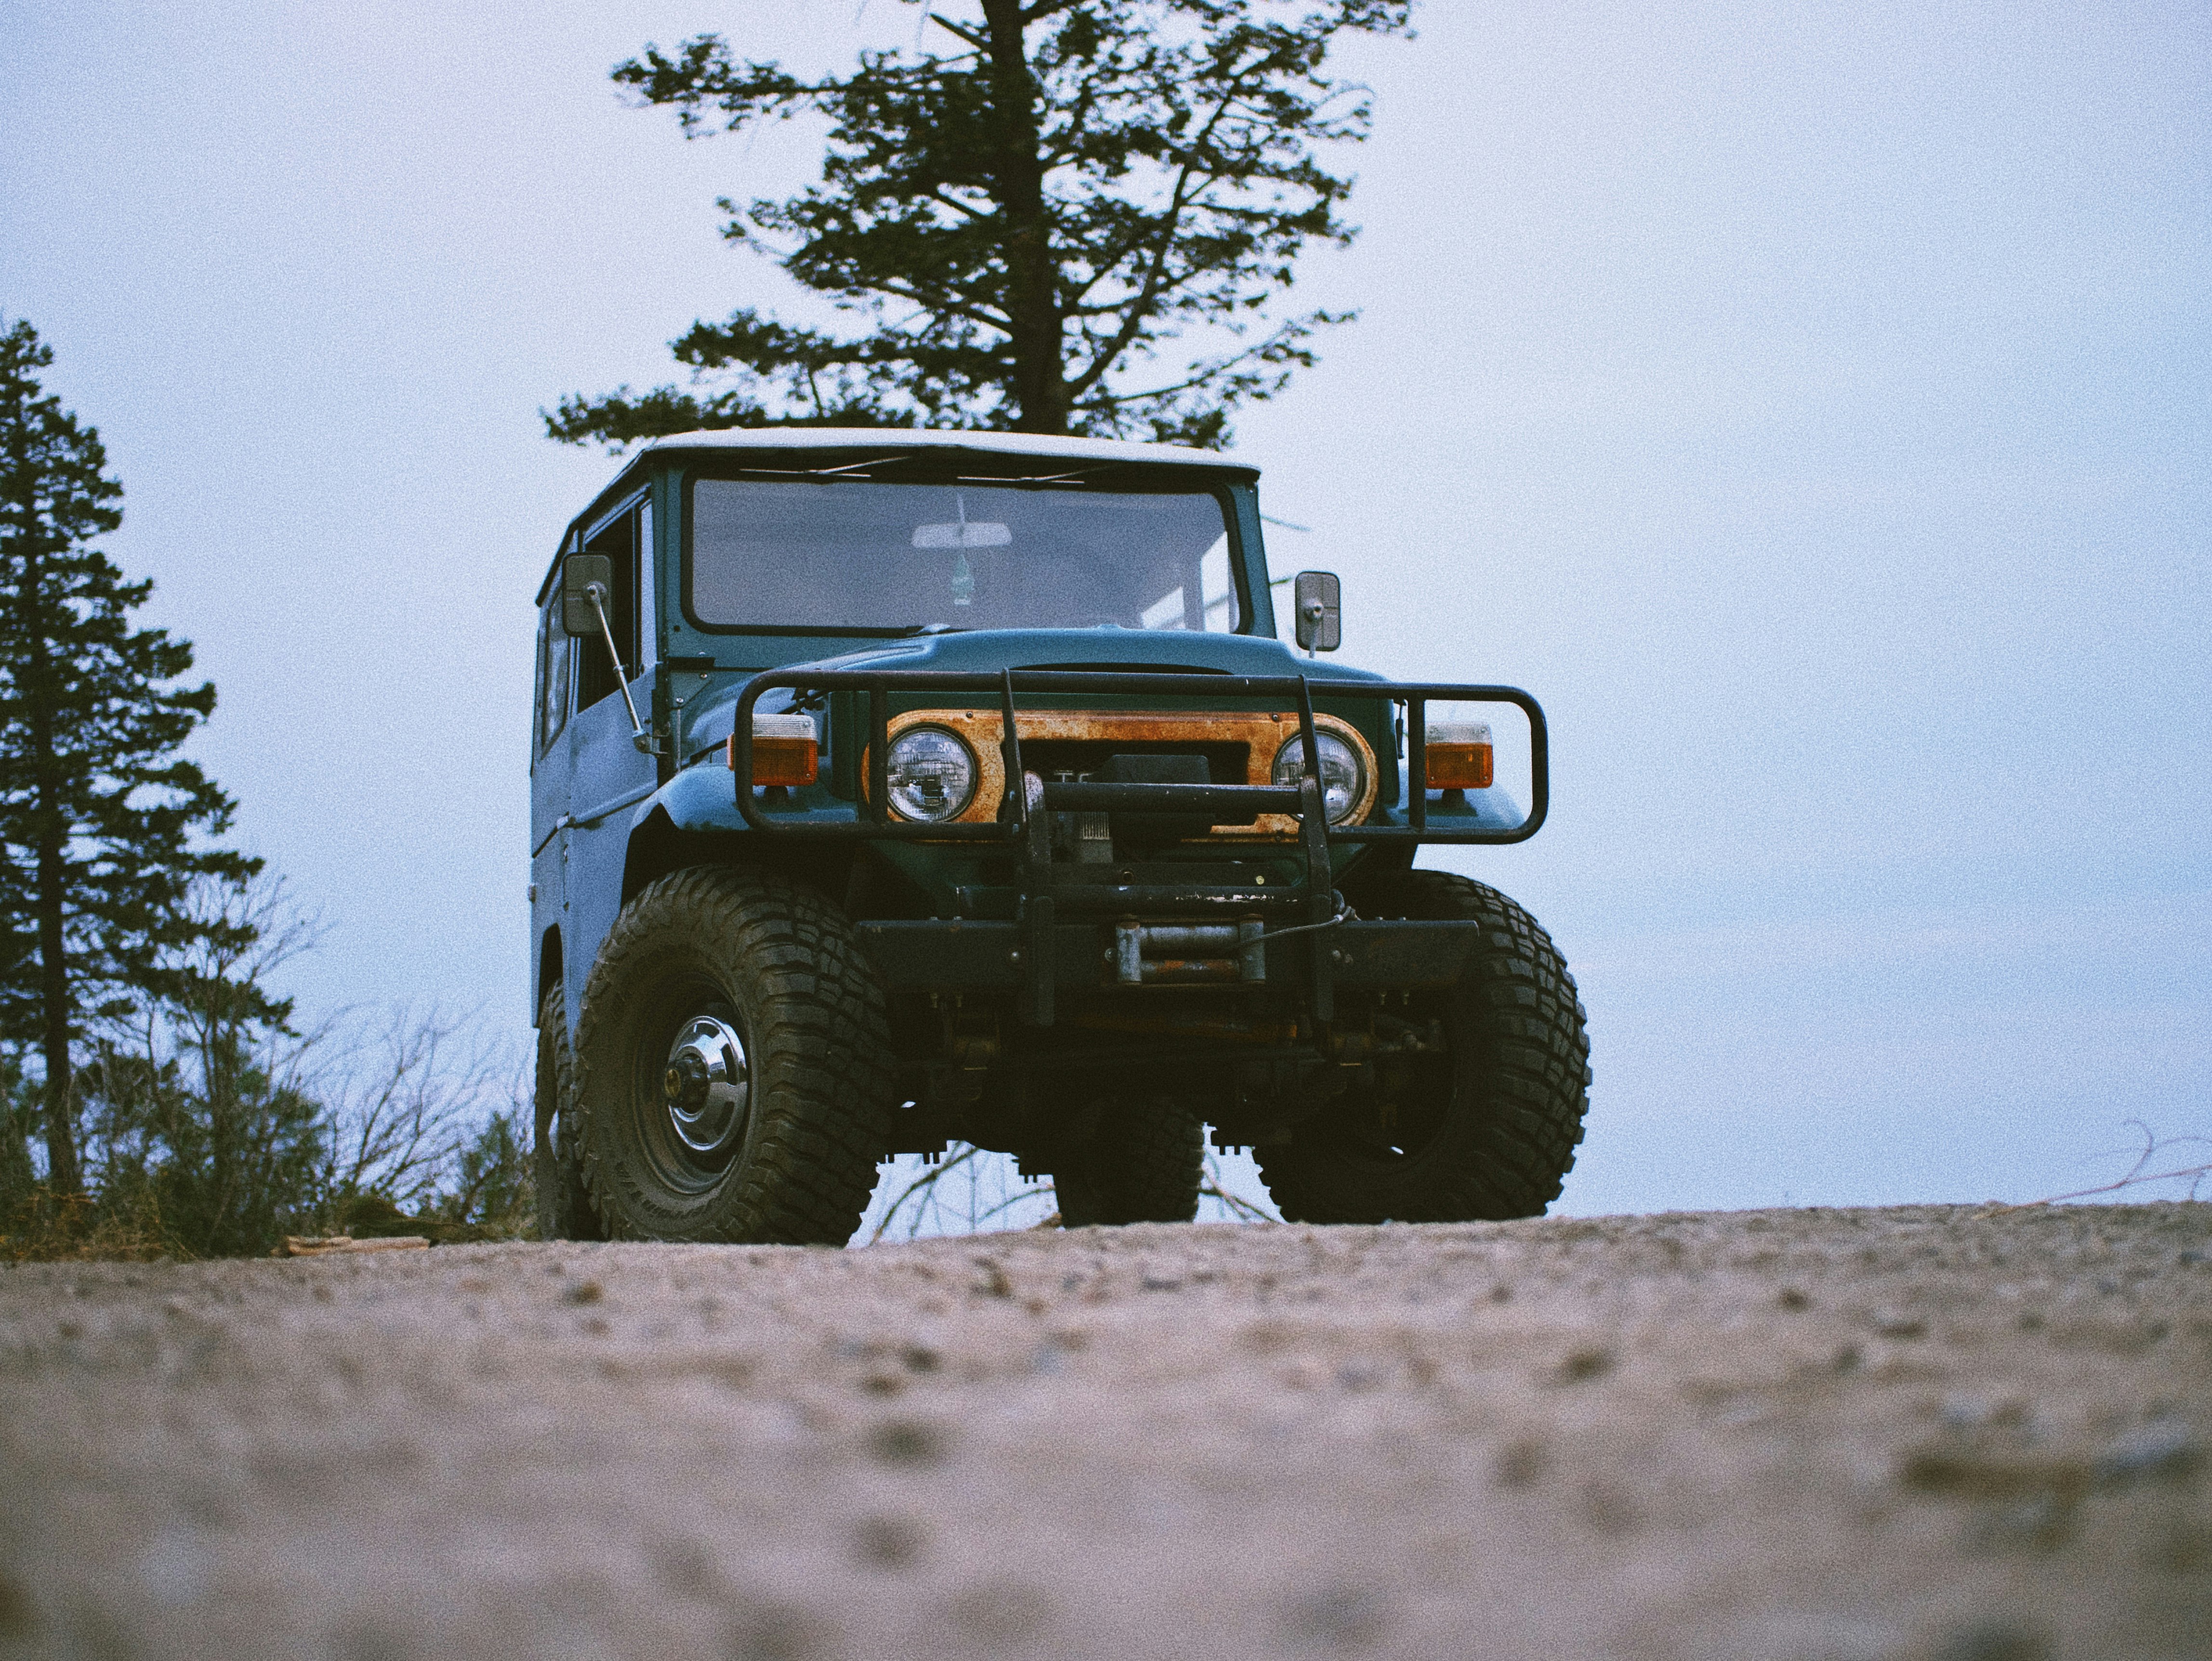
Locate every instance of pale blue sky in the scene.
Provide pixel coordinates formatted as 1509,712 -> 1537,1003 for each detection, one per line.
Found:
3,0 -> 2206,1213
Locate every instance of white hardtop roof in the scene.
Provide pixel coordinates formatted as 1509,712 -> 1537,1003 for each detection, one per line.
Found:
635,426 -> 1258,475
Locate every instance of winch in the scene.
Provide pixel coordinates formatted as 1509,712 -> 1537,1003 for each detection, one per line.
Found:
1111,920 -> 1267,984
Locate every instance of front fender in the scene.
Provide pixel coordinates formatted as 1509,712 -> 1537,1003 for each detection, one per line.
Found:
633,762 -> 744,835
627,762 -> 858,837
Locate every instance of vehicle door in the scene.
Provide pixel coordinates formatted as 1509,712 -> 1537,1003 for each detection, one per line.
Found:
529,568 -> 576,1024
561,495 -> 659,1019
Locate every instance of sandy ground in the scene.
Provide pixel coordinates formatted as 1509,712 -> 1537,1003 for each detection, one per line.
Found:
1,1204 -> 2208,1661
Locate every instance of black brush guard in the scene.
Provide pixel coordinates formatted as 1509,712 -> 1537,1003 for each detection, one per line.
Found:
732,669 -> 1546,1028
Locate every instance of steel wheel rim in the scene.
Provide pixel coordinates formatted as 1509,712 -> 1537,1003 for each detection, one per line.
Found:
664,1012 -> 749,1156
632,982 -> 751,1193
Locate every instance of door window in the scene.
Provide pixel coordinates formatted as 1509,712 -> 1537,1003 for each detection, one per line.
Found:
577,508 -> 638,713
636,497 -> 657,660
536,597 -> 572,754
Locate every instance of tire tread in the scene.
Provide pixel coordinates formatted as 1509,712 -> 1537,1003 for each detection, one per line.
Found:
572,866 -> 893,1244
1055,1099 -> 1205,1227
1256,871 -> 1590,1224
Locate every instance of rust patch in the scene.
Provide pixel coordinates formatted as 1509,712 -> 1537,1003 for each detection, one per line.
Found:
859,708 -> 1378,834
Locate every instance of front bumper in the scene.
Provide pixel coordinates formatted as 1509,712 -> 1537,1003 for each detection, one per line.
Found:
857,917 -> 1490,993
731,665 -> 1546,1026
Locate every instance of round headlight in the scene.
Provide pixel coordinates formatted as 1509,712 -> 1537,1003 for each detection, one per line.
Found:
884,726 -> 977,822
1271,730 -> 1365,824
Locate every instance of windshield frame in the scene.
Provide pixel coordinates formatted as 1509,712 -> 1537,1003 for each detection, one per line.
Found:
676,460 -> 1259,640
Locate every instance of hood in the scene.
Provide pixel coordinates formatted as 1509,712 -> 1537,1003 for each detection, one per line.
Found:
680,628 -> 1386,760
793,628 -> 1387,685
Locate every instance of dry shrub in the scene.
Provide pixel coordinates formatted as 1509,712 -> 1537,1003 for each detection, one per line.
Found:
0,1185 -> 180,1264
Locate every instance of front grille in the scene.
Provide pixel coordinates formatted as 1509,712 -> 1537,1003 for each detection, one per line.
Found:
1018,738 -> 1250,784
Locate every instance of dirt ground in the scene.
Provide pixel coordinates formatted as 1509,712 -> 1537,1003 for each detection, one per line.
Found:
1,1204 -> 2207,1661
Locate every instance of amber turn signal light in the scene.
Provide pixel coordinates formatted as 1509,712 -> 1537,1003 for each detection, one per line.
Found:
1424,722 -> 1493,791
730,713 -> 819,788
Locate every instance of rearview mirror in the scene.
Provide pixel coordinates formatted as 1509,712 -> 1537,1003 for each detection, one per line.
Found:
912,521 -> 1012,549
561,553 -> 612,637
1292,570 -> 1341,653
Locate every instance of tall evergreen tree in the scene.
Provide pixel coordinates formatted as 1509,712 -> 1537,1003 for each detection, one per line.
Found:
0,318 -> 257,1196
548,0 -> 1412,449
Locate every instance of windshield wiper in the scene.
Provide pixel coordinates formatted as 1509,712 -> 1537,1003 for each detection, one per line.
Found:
890,622 -> 970,637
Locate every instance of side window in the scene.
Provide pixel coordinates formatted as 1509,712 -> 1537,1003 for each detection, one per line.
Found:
635,498 -> 657,663
576,507 -> 637,713
532,603 -> 547,754
536,596 -> 572,754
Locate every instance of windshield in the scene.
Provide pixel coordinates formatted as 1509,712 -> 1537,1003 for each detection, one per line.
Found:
687,478 -> 1240,634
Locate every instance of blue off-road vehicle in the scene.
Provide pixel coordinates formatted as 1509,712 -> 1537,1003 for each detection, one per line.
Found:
530,430 -> 1589,1243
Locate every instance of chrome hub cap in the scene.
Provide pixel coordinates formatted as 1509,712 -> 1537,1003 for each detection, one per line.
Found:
662,1013 -> 748,1156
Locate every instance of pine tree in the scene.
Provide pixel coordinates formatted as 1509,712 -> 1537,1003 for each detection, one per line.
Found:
548,0 -> 1413,449
0,318 -> 258,1196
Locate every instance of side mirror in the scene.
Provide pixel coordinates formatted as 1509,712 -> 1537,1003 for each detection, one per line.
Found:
561,554 -> 612,637
1292,570 -> 1341,653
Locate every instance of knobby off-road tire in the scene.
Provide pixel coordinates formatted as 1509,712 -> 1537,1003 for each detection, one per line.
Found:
1053,1098 -> 1205,1227
534,987 -> 603,1241
1257,871 -> 1591,1224
572,866 -> 895,1244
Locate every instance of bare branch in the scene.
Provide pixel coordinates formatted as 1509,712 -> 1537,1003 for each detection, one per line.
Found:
1981,1121 -> 2212,1211
869,1145 -> 985,1243
311,1004 -> 508,1209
